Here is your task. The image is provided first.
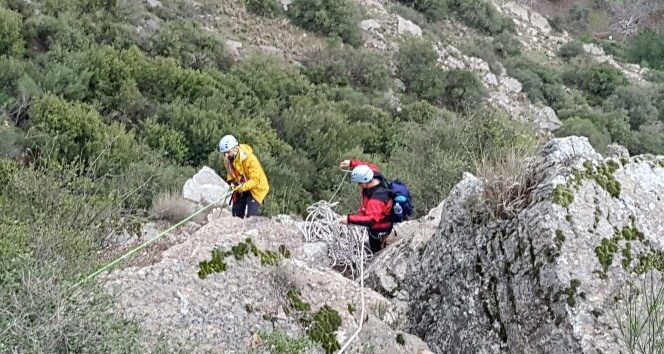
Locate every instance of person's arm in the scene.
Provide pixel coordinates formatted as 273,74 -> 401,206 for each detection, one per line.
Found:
349,159 -> 379,173
236,155 -> 265,193
347,198 -> 388,227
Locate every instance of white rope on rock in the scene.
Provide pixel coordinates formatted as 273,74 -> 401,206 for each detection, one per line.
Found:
300,200 -> 372,278
298,169 -> 370,353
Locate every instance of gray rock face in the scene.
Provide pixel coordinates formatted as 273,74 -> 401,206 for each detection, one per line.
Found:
182,166 -> 231,206
105,210 -> 431,353
404,136 -> 664,354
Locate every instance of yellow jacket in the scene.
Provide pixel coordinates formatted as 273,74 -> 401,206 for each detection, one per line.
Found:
223,144 -> 270,204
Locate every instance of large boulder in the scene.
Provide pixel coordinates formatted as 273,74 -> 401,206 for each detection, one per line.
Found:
404,136 -> 664,353
183,166 -> 232,206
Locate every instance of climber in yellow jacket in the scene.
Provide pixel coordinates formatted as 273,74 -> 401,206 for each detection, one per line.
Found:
218,135 -> 269,218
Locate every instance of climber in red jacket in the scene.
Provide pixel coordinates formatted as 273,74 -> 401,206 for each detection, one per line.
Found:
339,159 -> 393,253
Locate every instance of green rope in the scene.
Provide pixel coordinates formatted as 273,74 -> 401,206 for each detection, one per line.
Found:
70,188 -> 237,290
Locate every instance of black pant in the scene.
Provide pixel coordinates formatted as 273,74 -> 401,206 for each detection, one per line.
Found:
367,228 -> 392,253
231,191 -> 260,219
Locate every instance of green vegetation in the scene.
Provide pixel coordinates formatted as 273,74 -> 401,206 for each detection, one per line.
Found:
4,0 -> 663,350
281,286 -> 342,354
0,0 -> 547,348
257,330 -> 316,354
198,238 -> 290,278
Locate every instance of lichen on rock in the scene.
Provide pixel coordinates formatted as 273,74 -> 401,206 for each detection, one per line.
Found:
403,136 -> 664,354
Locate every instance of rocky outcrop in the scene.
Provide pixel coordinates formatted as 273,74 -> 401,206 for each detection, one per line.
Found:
104,209 -> 432,353
182,166 -> 232,206
403,136 -> 664,353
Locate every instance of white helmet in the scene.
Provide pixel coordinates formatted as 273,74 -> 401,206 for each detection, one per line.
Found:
351,165 -> 374,184
218,135 -> 238,153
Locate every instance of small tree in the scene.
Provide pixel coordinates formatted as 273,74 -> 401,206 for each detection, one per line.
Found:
288,0 -> 363,46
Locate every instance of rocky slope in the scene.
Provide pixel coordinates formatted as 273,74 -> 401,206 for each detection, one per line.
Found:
368,136 -> 664,354
103,207 -> 434,353
187,0 -> 648,136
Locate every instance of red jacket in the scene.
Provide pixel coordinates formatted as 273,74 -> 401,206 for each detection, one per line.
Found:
347,159 -> 393,231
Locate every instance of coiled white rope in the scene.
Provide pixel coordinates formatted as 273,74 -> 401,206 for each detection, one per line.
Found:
298,169 -> 370,353
300,200 -> 372,277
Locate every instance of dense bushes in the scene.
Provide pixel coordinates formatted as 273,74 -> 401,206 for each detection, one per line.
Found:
395,37 -> 486,111
395,0 -> 514,35
301,44 -> 391,92
245,0 -> 282,18
0,6 -> 24,56
625,28 -> 664,70
505,56 -> 568,110
562,62 -> 628,104
558,40 -> 584,62
288,0 -> 362,46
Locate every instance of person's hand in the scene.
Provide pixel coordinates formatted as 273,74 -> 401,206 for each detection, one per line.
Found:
339,159 -> 351,170
339,215 -> 349,225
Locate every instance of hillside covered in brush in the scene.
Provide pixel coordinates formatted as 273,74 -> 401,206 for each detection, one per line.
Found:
2,0 -> 664,352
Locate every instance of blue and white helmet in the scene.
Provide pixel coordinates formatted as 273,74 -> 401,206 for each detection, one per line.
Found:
218,135 -> 238,153
351,165 -> 374,183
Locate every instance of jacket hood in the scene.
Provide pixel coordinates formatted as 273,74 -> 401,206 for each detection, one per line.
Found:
237,143 -> 254,161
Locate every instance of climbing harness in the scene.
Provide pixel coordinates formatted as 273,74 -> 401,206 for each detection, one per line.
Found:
70,187 -> 239,290
299,167 -> 370,354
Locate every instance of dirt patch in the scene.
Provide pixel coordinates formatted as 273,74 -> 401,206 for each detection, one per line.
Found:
98,226 -> 196,271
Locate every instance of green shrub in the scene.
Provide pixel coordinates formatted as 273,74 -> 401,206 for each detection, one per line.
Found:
440,69 -> 486,112
288,0 -> 363,46
152,102 -> 231,165
301,44 -> 391,92
229,54 -> 312,113
0,119 -> 26,158
492,31 -> 521,58
397,0 -> 449,22
562,62 -> 628,105
395,36 -> 446,101
39,57 -> 94,102
146,19 -> 233,71
22,13 -> 92,53
28,93 -> 105,164
103,155 -> 196,210
506,57 -> 568,110
603,86 -> 659,129
140,119 -> 190,164
0,158 -> 19,191
557,106 -> 632,146
556,116 -> 611,153
600,40 -> 625,60
449,0 -> 514,35
245,0 -> 282,18
0,6 -> 24,57
0,160 -> 186,354
389,4 -> 430,26
343,104 -> 399,156
258,330 -> 315,354
625,28 -> 664,70
625,125 -> 664,155
548,15 -> 565,33
0,55 -> 29,100
651,85 -> 664,122
558,40 -> 584,62
644,69 -> 664,84
78,45 -> 142,114
398,100 -> 440,124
